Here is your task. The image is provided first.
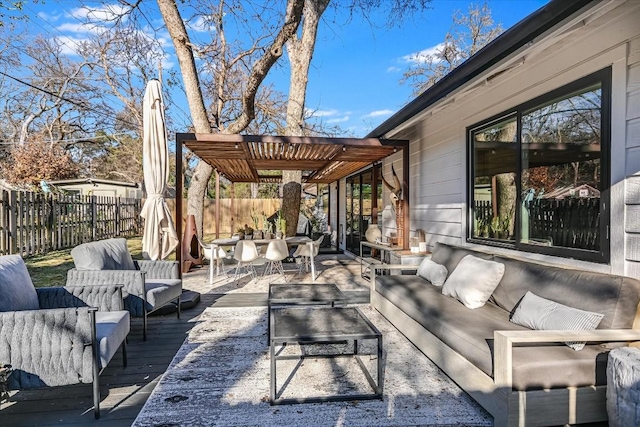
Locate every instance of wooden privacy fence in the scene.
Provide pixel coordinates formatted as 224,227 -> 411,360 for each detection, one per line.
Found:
166,198 -> 281,236
474,198 -> 600,250
524,198 -> 600,250
0,190 -> 142,257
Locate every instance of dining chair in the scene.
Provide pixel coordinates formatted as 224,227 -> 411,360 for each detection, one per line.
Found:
198,237 -> 228,284
262,239 -> 289,283
292,235 -> 324,276
232,240 -> 265,282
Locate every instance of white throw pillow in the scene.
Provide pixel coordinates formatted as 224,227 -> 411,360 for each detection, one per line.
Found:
510,291 -> 604,351
416,258 -> 448,286
441,254 -> 505,309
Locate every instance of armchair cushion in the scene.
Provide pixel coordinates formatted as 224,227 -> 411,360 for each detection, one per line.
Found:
0,255 -> 39,312
71,238 -> 135,271
95,311 -> 130,368
145,279 -> 182,309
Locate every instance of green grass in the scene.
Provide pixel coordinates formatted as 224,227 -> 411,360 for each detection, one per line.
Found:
25,236 -> 145,287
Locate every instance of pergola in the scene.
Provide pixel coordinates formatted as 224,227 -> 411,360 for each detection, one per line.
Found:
175,133 -> 409,267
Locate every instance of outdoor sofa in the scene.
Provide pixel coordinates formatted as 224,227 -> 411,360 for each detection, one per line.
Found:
371,242 -> 640,426
0,254 -> 129,418
66,238 -> 182,340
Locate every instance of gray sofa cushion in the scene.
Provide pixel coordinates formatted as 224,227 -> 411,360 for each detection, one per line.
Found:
376,275 -> 521,376
0,255 -> 40,312
491,255 -> 640,329
71,238 -> 136,271
376,274 -> 612,390
95,311 -> 130,368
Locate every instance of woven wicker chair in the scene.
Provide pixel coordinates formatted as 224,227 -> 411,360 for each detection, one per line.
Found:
0,255 -> 129,419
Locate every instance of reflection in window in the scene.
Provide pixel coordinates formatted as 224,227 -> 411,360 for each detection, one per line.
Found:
471,117 -> 517,241
468,68 -> 609,262
521,85 -> 601,250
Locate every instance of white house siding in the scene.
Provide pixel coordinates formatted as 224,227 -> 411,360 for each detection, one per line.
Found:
625,35 -> 640,277
383,0 -> 640,276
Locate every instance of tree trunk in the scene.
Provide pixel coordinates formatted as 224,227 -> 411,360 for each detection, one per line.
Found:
157,0 -> 214,237
157,0 -> 304,237
282,0 -> 329,237
282,170 -> 302,236
496,173 -> 516,234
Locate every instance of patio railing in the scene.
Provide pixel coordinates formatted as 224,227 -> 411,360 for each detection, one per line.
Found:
0,189 -> 142,256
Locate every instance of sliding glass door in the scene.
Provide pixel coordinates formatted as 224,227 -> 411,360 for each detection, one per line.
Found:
345,165 -> 381,256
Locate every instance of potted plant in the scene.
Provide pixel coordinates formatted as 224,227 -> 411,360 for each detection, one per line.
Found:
250,211 -> 261,239
490,216 -> 502,238
500,215 -> 511,239
236,227 -> 245,240
476,218 -> 489,238
275,211 -> 286,239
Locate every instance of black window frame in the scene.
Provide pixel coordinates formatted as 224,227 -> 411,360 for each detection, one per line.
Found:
467,67 -> 611,263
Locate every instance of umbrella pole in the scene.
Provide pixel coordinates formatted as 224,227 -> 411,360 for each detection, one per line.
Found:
216,170 -> 220,239
176,134 -> 183,275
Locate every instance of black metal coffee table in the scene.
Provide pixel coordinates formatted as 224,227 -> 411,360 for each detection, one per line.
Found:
268,283 -> 346,306
269,306 -> 383,405
267,283 -> 346,343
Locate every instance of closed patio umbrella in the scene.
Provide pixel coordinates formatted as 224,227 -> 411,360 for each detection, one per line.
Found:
140,79 -> 178,260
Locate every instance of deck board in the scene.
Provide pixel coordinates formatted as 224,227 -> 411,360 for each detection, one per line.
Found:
1,281 -> 369,426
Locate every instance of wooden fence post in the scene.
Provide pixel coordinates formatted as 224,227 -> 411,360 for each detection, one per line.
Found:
116,197 -> 121,236
91,195 -> 97,241
0,190 -> 7,254
9,191 -> 17,255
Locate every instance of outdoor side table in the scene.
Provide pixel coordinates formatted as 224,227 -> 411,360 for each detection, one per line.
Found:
269,306 -> 383,405
267,283 -> 347,344
607,347 -> 640,427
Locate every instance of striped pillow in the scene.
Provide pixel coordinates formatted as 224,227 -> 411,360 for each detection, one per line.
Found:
510,291 -> 604,351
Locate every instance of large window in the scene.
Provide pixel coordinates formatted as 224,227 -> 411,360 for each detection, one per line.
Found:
468,68 -> 610,262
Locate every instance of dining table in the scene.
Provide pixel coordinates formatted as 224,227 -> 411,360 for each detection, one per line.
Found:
210,236 -> 317,281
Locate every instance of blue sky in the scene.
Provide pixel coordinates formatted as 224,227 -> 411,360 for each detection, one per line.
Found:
293,0 -> 549,136
18,0 -> 548,138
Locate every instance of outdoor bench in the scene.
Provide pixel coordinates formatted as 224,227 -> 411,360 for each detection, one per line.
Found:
371,242 -> 640,426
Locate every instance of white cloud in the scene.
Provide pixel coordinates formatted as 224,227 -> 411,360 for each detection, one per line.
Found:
67,4 -> 130,23
327,115 -> 350,124
187,16 -> 214,33
310,109 -> 339,118
305,108 -> 340,118
55,35 -> 88,56
56,22 -> 102,35
37,11 -> 62,22
387,66 -> 401,73
402,43 -> 445,64
362,110 -> 394,119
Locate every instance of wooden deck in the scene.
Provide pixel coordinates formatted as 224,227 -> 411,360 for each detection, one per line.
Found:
0,289 -> 369,426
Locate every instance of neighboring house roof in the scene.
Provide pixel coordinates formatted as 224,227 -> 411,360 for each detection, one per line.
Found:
367,0 -> 595,138
0,179 -> 23,191
542,184 -> 601,200
48,178 -> 140,188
